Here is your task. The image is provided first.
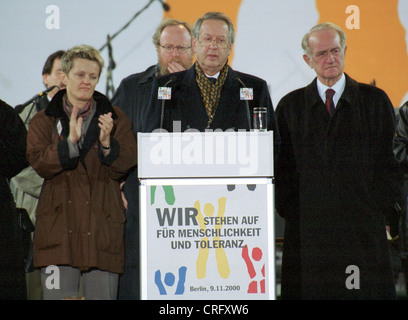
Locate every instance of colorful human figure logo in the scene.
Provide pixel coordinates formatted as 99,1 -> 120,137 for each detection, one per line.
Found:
155,266 -> 187,295
242,245 -> 265,293
151,185 -> 175,205
195,197 -> 230,279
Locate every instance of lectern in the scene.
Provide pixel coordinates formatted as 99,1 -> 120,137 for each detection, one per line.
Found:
138,131 -> 275,300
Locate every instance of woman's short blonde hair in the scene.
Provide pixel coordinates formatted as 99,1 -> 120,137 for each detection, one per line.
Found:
61,45 -> 105,77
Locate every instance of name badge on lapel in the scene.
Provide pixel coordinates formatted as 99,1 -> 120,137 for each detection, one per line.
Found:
57,120 -> 62,136
240,88 -> 253,100
158,87 -> 172,100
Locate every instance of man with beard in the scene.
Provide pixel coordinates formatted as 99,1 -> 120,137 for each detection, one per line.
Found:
111,19 -> 194,299
112,19 -> 194,134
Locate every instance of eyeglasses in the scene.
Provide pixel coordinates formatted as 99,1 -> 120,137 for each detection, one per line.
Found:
198,36 -> 230,49
159,44 -> 191,54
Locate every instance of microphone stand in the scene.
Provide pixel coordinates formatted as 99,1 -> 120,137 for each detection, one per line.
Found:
15,85 -> 57,126
105,34 -> 116,99
99,0 -> 157,52
98,0 -> 169,97
23,98 -> 39,125
236,77 -> 252,130
160,76 -> 176,130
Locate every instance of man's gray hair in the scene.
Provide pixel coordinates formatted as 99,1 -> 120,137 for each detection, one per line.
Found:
192,11 -> 235,44
301,22 -> 346,57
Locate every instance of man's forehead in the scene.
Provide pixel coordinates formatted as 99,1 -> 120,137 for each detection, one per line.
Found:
160,26 -> 190,42
309,29 -> 340,43
309,30 -> 341,48
162,24 -> 188,34
51,58 -> 62,72
200,20 -> 228,33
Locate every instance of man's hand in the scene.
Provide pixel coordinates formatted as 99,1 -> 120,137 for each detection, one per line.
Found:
167,61 -> 186,74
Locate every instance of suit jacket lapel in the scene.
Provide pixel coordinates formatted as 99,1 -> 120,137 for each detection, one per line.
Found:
338,74 -> 359,109
216,67 -> 241,129
178,67 -> 208,130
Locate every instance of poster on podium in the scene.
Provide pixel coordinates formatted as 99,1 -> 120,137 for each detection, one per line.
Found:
140,177 -> 275,300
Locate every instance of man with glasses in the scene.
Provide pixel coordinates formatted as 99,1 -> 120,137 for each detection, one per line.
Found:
113,19 -> 194,133
143,11 -> 279,150
111,19 -> 194,300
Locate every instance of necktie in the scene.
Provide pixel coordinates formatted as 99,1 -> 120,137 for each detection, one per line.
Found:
325,89 -> 335,116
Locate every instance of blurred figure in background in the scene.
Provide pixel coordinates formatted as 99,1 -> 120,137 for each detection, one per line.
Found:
0,99 -> 29,299
11,50 -> 66,300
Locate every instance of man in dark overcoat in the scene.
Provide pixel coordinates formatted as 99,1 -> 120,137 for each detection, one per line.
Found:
275,22 -> 402,299
0,99 -> 29,299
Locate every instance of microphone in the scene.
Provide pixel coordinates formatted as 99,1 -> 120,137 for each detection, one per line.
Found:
157,0 -> 170,11
236,77 -> 252,130
15,86 -> 57,114
160,76 -> 176,130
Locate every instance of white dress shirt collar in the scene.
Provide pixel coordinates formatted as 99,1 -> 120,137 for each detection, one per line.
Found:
317,73 -> 346,108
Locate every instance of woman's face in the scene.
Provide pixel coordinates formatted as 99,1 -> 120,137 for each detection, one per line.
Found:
66,58 -> 100,107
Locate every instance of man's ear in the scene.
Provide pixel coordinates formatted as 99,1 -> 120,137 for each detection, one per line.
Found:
303,54 -> 313,69
192,37 -> 197,54
43,73 -> 48,87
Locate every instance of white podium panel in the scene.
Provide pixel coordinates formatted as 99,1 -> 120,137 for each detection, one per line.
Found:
140,178 -> 275,300
138,131 -> 274,178
138,131 -> 275,300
